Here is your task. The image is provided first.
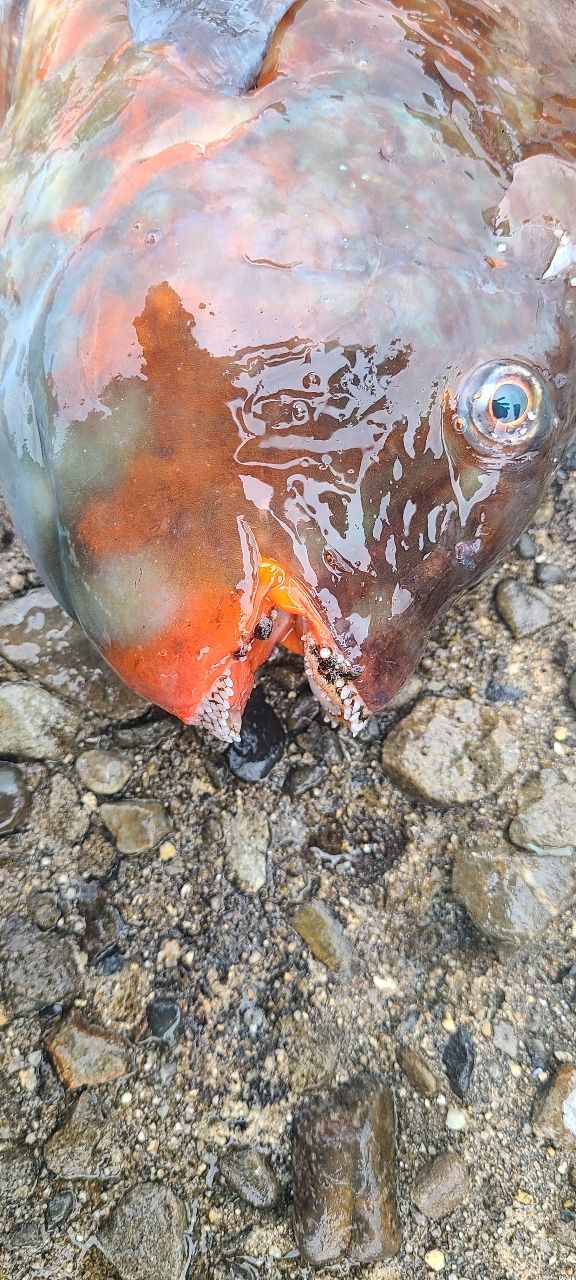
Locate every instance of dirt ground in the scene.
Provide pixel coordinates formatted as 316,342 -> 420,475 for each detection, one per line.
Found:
0,462 -> 575,1280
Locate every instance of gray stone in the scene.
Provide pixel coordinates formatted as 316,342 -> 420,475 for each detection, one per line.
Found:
27,890 -> 61,931
534,561 -> 568,587
533,1066 -> 576,1147
516,533 -> 538,559
0,915 -> 81,1019
97,1183 -> 188,1280
0,1142 -> 38,1202
492,1021 -> 518,1059
46,1190 -> 76,1230
99,801 -> 170,854
0,683 -> 80,760
495,578 -> 559,638
292,1073 -> 401,1266
76,750 -> 133,795
220,1146 -> 280,1208
396,1045 -> 440,1098
381,697 -> 520,806
412,1152 -> 469,1219
0,762 -> 29,834
508,769 -> 576,855
291,899 -> 357,972
44,1091 -> 122,1179
0,588 -> 147,720
222,807 -> 269,893
453,839 -> 575,954
45,1010 -> 131,1088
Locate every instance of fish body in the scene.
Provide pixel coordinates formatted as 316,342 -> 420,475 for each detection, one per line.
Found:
0,0 -> 575,739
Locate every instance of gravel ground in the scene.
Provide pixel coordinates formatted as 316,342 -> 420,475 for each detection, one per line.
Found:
0,460 -> 575,1280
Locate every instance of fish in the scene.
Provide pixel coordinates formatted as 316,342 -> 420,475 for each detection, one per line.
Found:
0,0 -> 575,743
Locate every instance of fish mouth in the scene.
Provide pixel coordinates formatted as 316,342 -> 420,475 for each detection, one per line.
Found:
192,558 -> 369,743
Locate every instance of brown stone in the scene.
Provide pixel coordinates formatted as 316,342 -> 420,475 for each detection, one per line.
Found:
533,1065 -> 576,1146
412,1152 -> 469,1219
396,1045 -> 440,1098
45,1010 -> 131,1089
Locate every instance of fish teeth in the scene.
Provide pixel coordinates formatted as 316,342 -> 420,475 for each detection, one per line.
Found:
196,672 -> 241,744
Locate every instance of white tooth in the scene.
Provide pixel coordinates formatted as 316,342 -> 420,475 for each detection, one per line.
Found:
340,685 -> 352,700
319,646 -> 332,660
343,704 -> 353,720
334,677 -> 345,690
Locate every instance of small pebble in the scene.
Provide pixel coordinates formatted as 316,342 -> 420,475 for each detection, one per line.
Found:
291,898 -> 357,972
225,686 -> 284,781
534,561 -> 568,587
75,749 -> 132,795
99,800 -> 170,854
146,999 -> 182,1046
443,1027 -> 475,1099
396,1045 -> 440,1098
516,532 -> 538,559
0,761 -> 30,834
446,1106 -> 467,1132
425,1248 -> 445,1271
495,578 -> 559,639
220,1146 -> 280,1209
412,1153 -> 469,1219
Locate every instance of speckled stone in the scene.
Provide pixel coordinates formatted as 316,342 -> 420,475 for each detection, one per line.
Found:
292,1074 -> 401,1266
412,1152 -> 469,1219
453,839 -> 574,955
99,800 -> 170,854
222,806 -> 269,893
508,768 -> 576,855
0,1142 -> 38,1202
291,898 -> 357,972
0,915 -> 81,1019
44,1091 -> 122,1179
533,1066 -> 576,1146
96,1183 -> 188,1280
220,1146 -> 281,1208
45,1010 -> 131,1088
381,697 -> 520,806
495,578 -> 560,638
0,762 -> 29,834
0,683 -> 80,759
76,749 -> 133,795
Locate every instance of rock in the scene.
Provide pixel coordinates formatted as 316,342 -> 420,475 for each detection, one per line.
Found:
97,1183 -> 188,1280
220,1146 -> 281,1209
292,1073 -> 401,1266
532,1066 -> 576,1146
0,1142 -> 38,1202
453,838 -> 575,954
78,885 -> 124,964
0,683 -> 80,760
291,899 -> 357,972
443,1028 -> 475,1099
224,686 -> 284,782
445,1106 -> 467,1132
396,1045 -> 440,1098
46,774 -> 90,848
286,689 -> 319,734
222,807 -> 269,893
27,890 -> 61,931
0,915 -> 81,1019
412,1152 -> 469,1219
0,588 -> 147,720
534,561 -> 568,586
146,999 -> 182,1046
495,578 -> 559,638
381,697 -> 520,806
46,1190 -> 75,1230
516,533 -> 538,559
76,750 -> 133,795
285,763 -> 328,798
508,769 -> 576,855
425,1248 -> 446,1272
484,678 -> 523,704
45,1010 -> 131,1088
99,801 -> 170,854
492,1021 -> 518,1059
0,762 -> 30,835
44,1090 -> 122,1179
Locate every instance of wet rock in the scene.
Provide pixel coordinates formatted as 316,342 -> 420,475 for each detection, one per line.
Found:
495,578 -> 560,638
534,561 -> 568,587
412,1152 -> 469,1219
76,750 -> 133,795
508,768 -> 576,855
285,763 -> 328,798
0,762 -> 30,835
493,1021 -> 518,1059
97,1183 -> 187,1280
0,1142 -> 38,1202
381,697 -> 520,806
225,686 -> 284,782
78,885 -> 124,964
45,1190 -> 75,1230
0,588 -> 147,720
292,1073 -> 401,1266
45,1010 -> 131,1088
0,683 -> 80,760
0,915 -> 80,1019
287,689 -> 319,734
443,1028 -> 475,1099
99,801 -> 170,854
452,839 -> 575,954
220,1146 -> 280,1209
516,532 -> 538,559
532,1065 -> 576,1146
222,807 -> 269,893
146,999 -> 182,1046
44,1090 -> 122,1179
27,890 -> 61,931
291,898 -> 357,972
396,1045 -> 440,1098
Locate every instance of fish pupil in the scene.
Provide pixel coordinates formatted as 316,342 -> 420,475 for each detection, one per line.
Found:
490,382 -> 529,424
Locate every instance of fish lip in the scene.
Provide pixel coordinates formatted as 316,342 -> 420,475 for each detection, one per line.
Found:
302,632 -> 369,737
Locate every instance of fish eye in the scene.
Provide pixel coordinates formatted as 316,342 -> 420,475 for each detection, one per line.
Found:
291,399 -> 311,424
457,361 -> 554,451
